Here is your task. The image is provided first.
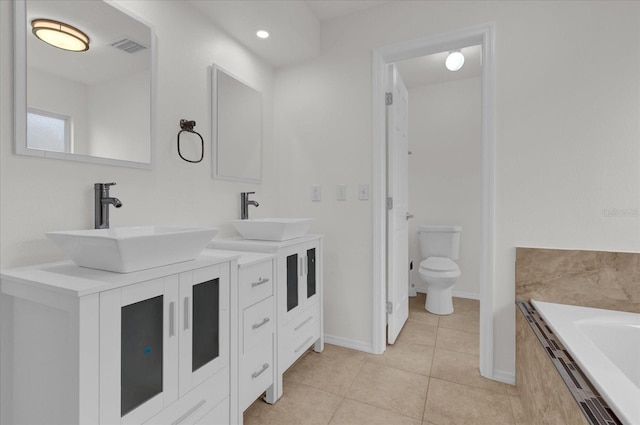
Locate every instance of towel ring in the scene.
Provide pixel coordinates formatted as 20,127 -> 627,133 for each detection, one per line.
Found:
177,119 -> 204,163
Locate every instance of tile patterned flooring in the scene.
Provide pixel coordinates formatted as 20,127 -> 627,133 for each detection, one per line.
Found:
244,294 -> 528,425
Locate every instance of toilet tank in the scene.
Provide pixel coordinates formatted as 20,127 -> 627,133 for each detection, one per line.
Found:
418,225 -> 462,260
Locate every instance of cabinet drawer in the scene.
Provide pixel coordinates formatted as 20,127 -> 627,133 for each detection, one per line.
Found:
240,338 -> 274,411
144,366 -> 229,425
195,396 -> 229,425
280,302 -> 320,371
243,296 -> 274,352
281,301 -> 319,344
239,261 -> 273,308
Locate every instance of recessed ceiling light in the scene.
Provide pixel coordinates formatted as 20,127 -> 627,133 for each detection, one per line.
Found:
445,50 -> 464,72
256,30 -> 269,39
31,19 -> 90,52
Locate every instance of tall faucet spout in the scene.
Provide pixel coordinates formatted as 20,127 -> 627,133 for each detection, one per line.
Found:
240,192 -> 259,220
94,183 -> 122,229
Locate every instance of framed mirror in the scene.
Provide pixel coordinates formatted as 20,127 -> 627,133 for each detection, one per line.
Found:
212,65 -> 262,183
14,0 -> 156,169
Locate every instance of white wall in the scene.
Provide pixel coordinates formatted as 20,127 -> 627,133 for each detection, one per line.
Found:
0,0 -> 278,268
275,0 -> 640,378
408,77 -> 482,298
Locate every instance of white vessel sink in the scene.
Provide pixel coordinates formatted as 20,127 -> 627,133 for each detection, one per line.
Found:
46,226 -> 219,273
231,218 -> 313,241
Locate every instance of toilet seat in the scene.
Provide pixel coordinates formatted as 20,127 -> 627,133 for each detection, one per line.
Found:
419,257 -> 459,273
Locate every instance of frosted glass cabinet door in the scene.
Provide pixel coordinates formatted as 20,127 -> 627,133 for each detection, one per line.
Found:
178,264 -> 230,397
120,295 -> 164,417
99,277 -> 180,425
279,240 -> 320,325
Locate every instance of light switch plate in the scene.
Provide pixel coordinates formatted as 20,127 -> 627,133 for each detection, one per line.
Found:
337,184 -> 347,201
358,184 -> 369,200
311,185 -> 321,202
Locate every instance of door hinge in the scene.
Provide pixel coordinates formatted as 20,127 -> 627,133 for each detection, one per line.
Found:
386,197 -> 393,210
386,301 -> 393,314
385,92 -> 393,105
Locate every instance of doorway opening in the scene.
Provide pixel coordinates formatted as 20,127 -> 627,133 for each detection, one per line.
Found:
371,23 -> 496,380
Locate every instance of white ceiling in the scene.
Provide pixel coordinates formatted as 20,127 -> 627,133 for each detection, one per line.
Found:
188,0 -> 389,68
189,1 -> 481,87
395,45 -> 482,89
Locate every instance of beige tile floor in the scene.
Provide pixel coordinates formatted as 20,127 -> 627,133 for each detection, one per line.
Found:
244,294 -> 528,425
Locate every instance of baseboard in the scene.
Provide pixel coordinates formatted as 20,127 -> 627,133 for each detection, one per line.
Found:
492,369 -> 516,385
451,290 -> 480,300
410,288 -> 480,301
323,334 -> 375,354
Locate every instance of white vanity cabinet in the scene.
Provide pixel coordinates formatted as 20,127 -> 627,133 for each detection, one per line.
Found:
208,235 -> 324,401
0,255 -> 236,425
203,250 -> 277,423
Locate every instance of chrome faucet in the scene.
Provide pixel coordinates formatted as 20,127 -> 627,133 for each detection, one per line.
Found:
94,182 -> 122,229
240,192 -> 259,220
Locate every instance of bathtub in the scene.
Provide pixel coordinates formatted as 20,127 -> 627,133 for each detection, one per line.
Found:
531,300 -> 640,425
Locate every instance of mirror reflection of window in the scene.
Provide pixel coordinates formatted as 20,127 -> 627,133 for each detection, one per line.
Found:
27,108 -> 71,153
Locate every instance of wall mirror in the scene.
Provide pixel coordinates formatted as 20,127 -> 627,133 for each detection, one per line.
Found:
212,65 -> 262,183
14,0 -> 156,169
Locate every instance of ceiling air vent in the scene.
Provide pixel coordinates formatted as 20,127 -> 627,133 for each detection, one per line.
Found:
109,37 -> 147,54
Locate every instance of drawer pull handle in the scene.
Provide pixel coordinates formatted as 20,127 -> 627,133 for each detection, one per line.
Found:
169,302 -> 176,337
184,297 -> 190,330
295,336 -> 314,353
251,277 -> 269,288
294,316 -> 313,331
251,363 -> 270,379
171,399 -> 206,425
252,317 -> 270,330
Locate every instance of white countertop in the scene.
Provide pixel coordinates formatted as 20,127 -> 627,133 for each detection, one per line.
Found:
0,253 -> 240,298
208,234 -> 323,252
202,249 -> 275,268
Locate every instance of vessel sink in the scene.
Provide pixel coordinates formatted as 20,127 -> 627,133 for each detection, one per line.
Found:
231,218 -> 313,241
46,226 -> 219,273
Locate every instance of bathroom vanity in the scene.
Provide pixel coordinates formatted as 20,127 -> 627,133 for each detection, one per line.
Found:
0,254 -> 237,425
209,235 -> 324,401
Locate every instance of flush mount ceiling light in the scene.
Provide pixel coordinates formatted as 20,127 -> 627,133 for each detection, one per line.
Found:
256,30 -> 270,39
31,19 -> 90,52
445,50 -> 464,71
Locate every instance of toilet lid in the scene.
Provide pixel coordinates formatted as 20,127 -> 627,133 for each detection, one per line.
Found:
420,257 -> 459,272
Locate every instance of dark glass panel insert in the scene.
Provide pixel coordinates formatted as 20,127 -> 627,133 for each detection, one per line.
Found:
192,278 -> 219,372
286,254 -> 299,312
307,248 -> 316,298
121,295 -> 163,417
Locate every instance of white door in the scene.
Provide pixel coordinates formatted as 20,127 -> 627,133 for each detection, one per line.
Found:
386,64 -> 410,344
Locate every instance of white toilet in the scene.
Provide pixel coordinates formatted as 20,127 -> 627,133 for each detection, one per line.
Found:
417,225 -> 462,315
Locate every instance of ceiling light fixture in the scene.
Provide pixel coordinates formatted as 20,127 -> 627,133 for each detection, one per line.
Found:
32,19 -> 90,52
256,30 -> 270,39
445,50 -> 464,71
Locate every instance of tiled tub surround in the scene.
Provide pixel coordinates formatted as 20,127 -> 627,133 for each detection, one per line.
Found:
515,248 -> 640,425
515,248 -> 639,313
516,301 -> 623,425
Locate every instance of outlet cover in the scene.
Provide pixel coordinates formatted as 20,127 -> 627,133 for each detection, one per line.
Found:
337,184 -> 346,201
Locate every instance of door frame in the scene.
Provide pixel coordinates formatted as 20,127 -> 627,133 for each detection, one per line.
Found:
371,23 -> 496,380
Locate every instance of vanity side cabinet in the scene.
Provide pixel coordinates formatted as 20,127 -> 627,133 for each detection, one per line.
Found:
237,256 -> 276,414
99,264 -> 230,425
0,280 -> 101,425
276,238 -> 323,397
